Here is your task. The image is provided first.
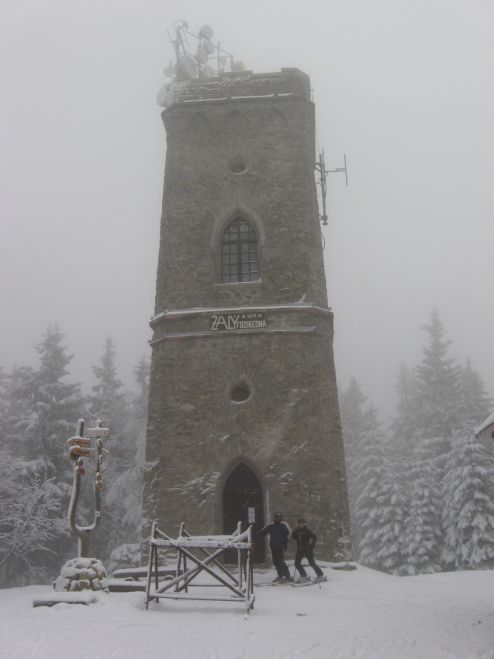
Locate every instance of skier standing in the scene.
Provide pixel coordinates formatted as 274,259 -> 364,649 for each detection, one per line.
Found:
292,518 -> 326,583
257,512 -> 292,583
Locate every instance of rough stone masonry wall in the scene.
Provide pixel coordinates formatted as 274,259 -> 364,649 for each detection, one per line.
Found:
154,73 -> 327,312
145,310 -> 348,560
143,68 -> 350,561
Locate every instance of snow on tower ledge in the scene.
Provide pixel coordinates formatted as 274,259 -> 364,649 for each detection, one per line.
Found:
161,69 -> 311,109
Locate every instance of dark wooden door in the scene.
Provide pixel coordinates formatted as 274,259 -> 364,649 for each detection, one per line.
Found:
223,463 -> 265,563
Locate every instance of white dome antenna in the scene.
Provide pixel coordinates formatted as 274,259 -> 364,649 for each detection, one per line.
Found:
164,21 -> 236,81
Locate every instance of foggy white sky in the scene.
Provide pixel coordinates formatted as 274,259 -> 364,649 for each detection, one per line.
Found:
1,0 -> 493,420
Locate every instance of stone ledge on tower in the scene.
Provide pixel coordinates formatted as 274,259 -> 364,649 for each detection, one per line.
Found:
163,68 -> 311,108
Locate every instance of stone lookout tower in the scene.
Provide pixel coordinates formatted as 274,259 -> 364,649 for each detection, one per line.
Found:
143,45 -> 350,561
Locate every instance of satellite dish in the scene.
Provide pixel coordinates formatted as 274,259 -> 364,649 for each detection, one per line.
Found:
203,38 -> 215,55
195,46 -> 208,64
199,25 -> 214,40
177,54 -> 197,79
156,83 -> 169,107
164,62 -> 176,78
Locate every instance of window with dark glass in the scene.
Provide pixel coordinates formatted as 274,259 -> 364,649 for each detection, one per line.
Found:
221,218 -> 258,283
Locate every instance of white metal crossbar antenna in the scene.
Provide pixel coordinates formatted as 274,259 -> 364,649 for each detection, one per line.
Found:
145,521 -> 255,612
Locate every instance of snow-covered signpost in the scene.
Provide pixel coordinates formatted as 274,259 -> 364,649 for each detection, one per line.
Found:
52,419 -> 110,593
67,418 -> 109,558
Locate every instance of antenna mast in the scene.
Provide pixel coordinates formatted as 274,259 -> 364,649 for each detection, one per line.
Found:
158,21 -> 240,108
315,151 -> 348,225
164,21 -> 235,81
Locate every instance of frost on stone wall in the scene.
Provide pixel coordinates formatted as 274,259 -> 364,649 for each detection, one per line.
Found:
143,461 -> 159,505
290,441 -> 308,456
279,472 -> 294,496
157,80 -> 192,108
141,460 -> 159,544
177,470 -> 221,508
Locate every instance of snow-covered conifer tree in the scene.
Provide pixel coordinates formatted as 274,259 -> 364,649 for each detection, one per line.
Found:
107,356 -> 150,569
402,437 -> 443,574
12,327 -> 86,570
413,310 -> 462,460
353,406 -> 406,574
390,365 -> 420,467
89,342 -> 149,562
390,313 -> 493,574
2,365 -> 36,458
340,378 -> 369,548
87,338 -> 129,558
442,436 -> 494,570
21,325 -> 85,477
0,450 -> 62,586
455,360 -> 492,440
90,338 -> 127,436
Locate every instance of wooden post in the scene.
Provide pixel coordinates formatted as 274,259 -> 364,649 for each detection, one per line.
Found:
237,521 -> 243,590
67,419 -> 109,558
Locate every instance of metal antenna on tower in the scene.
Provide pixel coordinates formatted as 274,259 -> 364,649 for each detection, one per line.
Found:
315,151 -> 349,225
158,21 -> 241,108
164,20 -> 235,81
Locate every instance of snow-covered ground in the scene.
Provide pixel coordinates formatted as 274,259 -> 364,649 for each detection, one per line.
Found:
1,565 -> 493,659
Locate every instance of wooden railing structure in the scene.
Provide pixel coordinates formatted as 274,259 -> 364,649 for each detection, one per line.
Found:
145,521 -> 255,612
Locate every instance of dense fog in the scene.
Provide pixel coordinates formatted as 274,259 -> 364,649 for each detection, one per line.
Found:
1,0 -> 493,419
1,0 -> 494,591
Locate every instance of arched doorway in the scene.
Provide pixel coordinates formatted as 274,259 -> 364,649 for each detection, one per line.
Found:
223,463 -> 265,563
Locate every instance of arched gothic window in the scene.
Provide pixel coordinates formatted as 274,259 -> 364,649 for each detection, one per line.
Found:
221,218 -> 258,283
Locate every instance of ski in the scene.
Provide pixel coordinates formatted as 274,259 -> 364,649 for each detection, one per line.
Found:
291,581 -> 318,588
254,582 -> 276,587
291,577 -> 327,587
291,583 -> 312,588
255,580 -> 325,588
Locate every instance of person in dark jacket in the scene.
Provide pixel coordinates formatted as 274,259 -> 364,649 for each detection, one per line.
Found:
292,518 -> 326,583
257,512 -> 292,582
